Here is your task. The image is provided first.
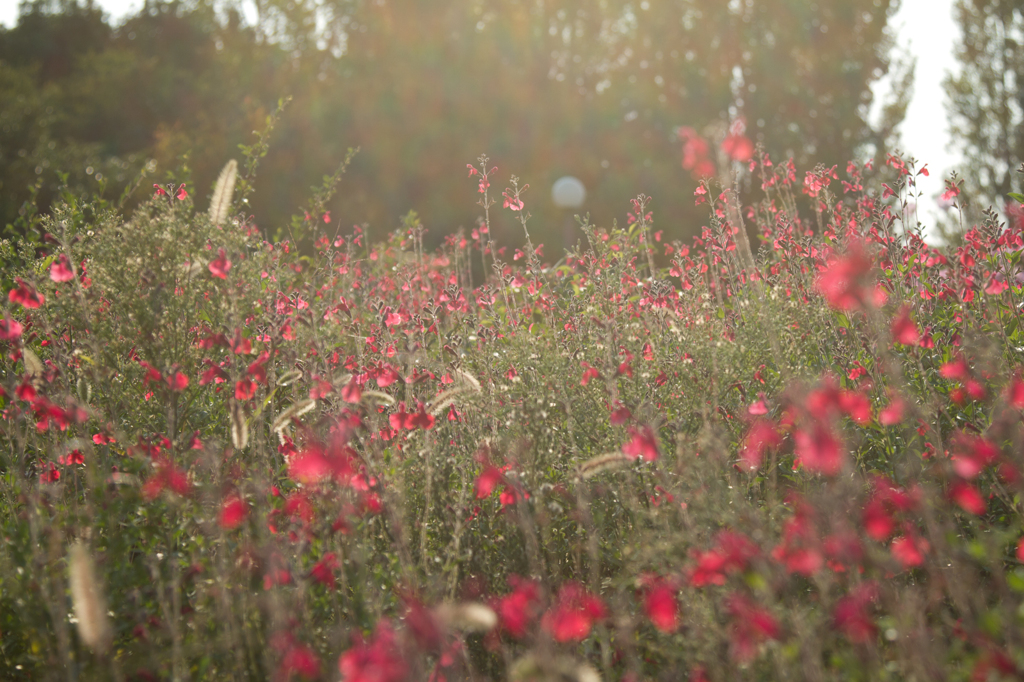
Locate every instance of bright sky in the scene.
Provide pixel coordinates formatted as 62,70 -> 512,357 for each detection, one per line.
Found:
875,0 -> 963,233
1,0 -> 963,230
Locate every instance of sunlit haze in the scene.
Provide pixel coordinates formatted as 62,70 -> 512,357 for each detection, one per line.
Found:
1,0 -> 963,232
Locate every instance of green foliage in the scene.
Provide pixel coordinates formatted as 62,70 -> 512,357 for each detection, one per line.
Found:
2,133 -> 1024,681
945,0 -> 1024,216
1,0 -> 908,252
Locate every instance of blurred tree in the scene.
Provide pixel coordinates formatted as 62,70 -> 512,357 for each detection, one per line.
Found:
0,0 -> 909,249
945,0 -> 1024,215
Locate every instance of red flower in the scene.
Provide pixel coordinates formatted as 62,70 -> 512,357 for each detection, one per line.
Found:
815,239 -> 879,310
230,329 -> 252,355
580,362 -> 601,386
153,184 -> 167,197
59,449 -> 85,466
949,481 -> 986,515
219,495 -> 247,530
39,462 -> 60,483
141,457 -> 191,500
247,351 -> 269,384
273,633 -> 320,681
502,189 -> 524,211
739,420 -> 781,471
747,396 -> 769,416
890,305 -> 920,345
542,582 -> 607,643
475,464 -> 507,499
0,318 -> 23,340
833,583 -> 878,643
167,370 -> 189,392
951,432 -> 1000,479
287,439 -> 355,486
338,621 -> 407,682
939,355 -> 970,381
235,378 -> 257,401
793,422 -> 845,475
878,393 -> 905,425
1006,374 -> 1024,409
375,366 -> 401,388
726,594 -> 780,663
622,425 -> 660,461
640,575 -> 679,633
310,552 -> 339,589
838,390 -> 872,426
721,133 -> 754,162
209,248 -> 232,279
49,255 -> 75,283
175,183 -> 188,200
890,533 -> 928,569
495,577 -> 541,638
9,279 -> 44,309
341,377 -> 361,404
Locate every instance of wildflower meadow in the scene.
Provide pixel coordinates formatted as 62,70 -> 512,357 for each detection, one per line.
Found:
3,112 -> 1024,682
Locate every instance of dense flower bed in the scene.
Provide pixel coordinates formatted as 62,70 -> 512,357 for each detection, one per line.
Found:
2,146 -> 1024,681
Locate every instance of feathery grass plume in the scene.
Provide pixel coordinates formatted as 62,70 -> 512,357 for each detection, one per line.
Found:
454,368 -> 482,392
510,655 -> 602,682
208,159 -> 238,226
360,389 -> 396,406
435,602 -> 498,633
579,452 -> 632,479
22,347 -> 43,383
272,398 -> 316,443
68,540 -> 112,654
229,398 -> 248,450
427,386 -> 471,416
276,369 -> 303,386
427,369 -> 483,415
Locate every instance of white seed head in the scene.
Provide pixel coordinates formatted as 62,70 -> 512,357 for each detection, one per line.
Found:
68,541 -> 112,654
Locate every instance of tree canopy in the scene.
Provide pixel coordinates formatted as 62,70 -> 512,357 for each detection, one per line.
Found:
1,0 -> 908,248
945,0 -> 1024,218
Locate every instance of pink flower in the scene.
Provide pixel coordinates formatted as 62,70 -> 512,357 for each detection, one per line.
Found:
9,279 -> 44,309
949,481 -> 986,515
341,378 -> 361,404
879,393 -> 905,426
815,240 -> 879,310
833,583 -> 878,643
219,495 -> 247,530
49,255 -> 74,283
793,422 -> 845,475
640,575 -> 679,633
890,534 -> 928,569
542,582 -> 607,642
0,318 -> 23,340
175,183 -> 188,200
726,594 -> 780,663
739,420 -> 781,471
475,464 -> 506,499
310,552 -> 339,589
721,133 -> 754,162
495,577 -> 541,638
951,432 -> 999,479
890,305 -> 920,345
209,248 -> 232,279
622,425 -> 660,461
235,378 -> 257,401
338,621 -> 407,682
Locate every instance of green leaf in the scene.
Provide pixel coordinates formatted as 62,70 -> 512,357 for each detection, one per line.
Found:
1008,192 -> 1024,203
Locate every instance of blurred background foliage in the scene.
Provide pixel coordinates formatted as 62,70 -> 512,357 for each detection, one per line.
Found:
0,0 -> 912,250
